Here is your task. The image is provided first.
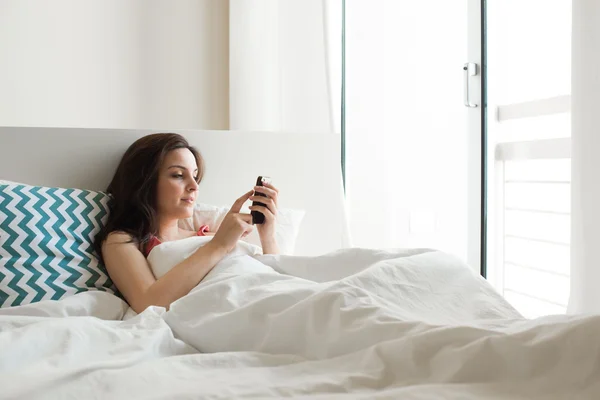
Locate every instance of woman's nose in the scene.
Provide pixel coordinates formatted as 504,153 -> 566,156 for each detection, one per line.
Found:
188,180 -> 198,191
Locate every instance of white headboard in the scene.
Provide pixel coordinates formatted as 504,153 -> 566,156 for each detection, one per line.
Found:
0,127 -> 347,256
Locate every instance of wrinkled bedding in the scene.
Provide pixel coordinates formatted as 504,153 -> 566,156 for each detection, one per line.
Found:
1,244 -> 599,399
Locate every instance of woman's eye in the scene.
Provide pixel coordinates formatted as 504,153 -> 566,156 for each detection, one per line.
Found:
172,174 -> 184,179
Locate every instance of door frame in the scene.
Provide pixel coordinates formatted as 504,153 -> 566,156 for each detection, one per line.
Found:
479,0 -> 488,277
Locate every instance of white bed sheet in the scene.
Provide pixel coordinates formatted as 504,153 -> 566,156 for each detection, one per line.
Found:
1,249 -> 599,399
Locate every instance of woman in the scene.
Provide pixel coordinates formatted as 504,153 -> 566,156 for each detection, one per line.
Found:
94,133 -> 280,313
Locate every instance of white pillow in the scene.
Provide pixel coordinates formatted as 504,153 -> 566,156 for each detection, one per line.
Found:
179,203 -> 305,255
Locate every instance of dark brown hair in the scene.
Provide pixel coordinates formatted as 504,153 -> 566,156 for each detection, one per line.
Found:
94,133 -> 204,260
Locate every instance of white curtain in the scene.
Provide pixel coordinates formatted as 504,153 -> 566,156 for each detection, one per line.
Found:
229,0 -> 337,134
569,0 -> 600,314
228,0 -> 350,247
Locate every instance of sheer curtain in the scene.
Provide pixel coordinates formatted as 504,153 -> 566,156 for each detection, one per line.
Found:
228,0 -> 337,134
228,0 -> 350,247
569,0 -> 600,314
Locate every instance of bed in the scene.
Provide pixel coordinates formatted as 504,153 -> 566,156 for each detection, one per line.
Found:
1,127 -> 599,399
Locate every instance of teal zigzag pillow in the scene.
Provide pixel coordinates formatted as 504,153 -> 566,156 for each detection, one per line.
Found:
0,182 -> 117,307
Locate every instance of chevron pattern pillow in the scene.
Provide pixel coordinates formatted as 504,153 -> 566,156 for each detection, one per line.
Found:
0,182 -> 117,307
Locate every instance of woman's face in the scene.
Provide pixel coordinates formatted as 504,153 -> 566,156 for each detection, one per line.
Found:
156,148 -> 199,220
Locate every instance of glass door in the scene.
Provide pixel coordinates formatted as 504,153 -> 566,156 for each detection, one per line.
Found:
344,0 -> 484,272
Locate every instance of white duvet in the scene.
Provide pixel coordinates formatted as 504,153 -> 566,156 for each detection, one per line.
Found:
1,240 -> 600,399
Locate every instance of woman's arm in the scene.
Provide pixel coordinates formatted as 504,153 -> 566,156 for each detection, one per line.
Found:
260,238 -> 280,255
102,232 -> 227,313
103,190 -> 255,313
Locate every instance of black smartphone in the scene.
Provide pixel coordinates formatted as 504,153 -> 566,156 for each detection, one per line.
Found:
251,176 -> 271,224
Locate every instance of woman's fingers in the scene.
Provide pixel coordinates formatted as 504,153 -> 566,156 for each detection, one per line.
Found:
212,210 -> 254,253
253,185 -> 279,205
241,223 -> 253,237
235,214 -> 254,237
249,196 -> 277,214
231,190 -> 254,213
249,205 -> 275,221
228,184 -> 281,218
262,181 -> 279,194
235,212 -> 253,224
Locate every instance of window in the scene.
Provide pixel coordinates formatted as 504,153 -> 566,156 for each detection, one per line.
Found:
487,0 -> 572,318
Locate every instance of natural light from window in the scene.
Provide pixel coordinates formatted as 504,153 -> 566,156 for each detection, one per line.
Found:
487,0 -> 572,318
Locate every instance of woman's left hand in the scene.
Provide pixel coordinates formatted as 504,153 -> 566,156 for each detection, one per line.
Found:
249,182 -> 280,254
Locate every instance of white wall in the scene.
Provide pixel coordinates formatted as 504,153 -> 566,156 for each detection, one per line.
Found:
0,0 -> 229,130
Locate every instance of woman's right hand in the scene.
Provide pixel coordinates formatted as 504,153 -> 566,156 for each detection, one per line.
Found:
209,190 -> 254,253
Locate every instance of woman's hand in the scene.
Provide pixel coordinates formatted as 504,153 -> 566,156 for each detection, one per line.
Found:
249,182 -> 280,254
209,190 -> 254,254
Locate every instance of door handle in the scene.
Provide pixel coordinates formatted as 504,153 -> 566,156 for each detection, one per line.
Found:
463,62 -> 478,108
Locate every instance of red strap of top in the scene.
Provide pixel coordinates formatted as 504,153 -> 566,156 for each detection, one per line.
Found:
144,225 -> 210,257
